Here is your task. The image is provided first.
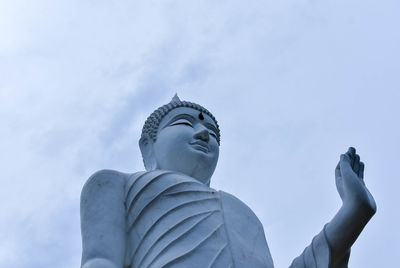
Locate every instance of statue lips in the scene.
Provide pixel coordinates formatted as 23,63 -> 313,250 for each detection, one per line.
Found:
190,140 -> 209,153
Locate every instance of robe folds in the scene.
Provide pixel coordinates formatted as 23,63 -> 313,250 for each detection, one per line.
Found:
91,169 -> 349,268
289,226 -> 350,268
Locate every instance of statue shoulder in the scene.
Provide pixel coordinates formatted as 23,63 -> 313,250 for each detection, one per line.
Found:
81,169 -> 146,199
218,190 -> 252,209
82,169 -> 128,190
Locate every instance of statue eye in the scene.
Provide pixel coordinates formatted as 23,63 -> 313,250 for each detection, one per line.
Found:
209,132 -> 217,139
170,119 -> 193,127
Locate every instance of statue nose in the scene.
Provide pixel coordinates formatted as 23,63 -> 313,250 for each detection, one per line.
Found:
194,127 -> 210,142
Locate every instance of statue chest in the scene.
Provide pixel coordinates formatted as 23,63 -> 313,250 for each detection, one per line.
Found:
124,171 -> 273,268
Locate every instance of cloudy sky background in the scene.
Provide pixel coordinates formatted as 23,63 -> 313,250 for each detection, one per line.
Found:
1,0 -> 399,267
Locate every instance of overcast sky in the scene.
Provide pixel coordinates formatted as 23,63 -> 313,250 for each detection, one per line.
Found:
1,1 -> 399,267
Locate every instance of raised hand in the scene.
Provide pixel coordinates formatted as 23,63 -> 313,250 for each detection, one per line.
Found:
292,147 -> 377,267
335,147 -> 376,216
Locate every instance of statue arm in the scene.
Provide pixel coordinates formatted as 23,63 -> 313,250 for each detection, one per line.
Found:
290,148 -> 376,267
80,170 -> 127,268
325,147 -> 376,266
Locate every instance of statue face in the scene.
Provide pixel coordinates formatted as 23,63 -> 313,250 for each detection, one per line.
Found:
151,107 -> 219,184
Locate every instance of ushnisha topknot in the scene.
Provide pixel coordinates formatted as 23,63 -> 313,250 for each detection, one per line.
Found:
141,94 -> 221,145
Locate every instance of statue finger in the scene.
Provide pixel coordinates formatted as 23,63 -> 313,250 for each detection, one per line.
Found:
359,161 -> 365,181
340,154 -> 353,176
353,154 -> 360,174
335,162 -> 341,178
346,147 -> 356,167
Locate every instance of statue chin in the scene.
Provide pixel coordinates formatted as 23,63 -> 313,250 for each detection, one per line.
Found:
150,140 -> 219,185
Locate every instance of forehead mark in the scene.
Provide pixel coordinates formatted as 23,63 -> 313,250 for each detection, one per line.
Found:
198,112 -> 204,120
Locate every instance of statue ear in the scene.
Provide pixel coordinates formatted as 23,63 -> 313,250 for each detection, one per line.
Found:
139,135 -> 157,171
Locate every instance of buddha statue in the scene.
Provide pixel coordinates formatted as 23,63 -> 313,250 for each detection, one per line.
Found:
80,95 -> 376,268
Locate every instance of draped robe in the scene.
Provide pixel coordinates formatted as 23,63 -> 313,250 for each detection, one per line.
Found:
83,169 -> 350,268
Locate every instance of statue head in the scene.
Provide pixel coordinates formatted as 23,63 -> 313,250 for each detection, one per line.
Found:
139,95 -> 220,185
